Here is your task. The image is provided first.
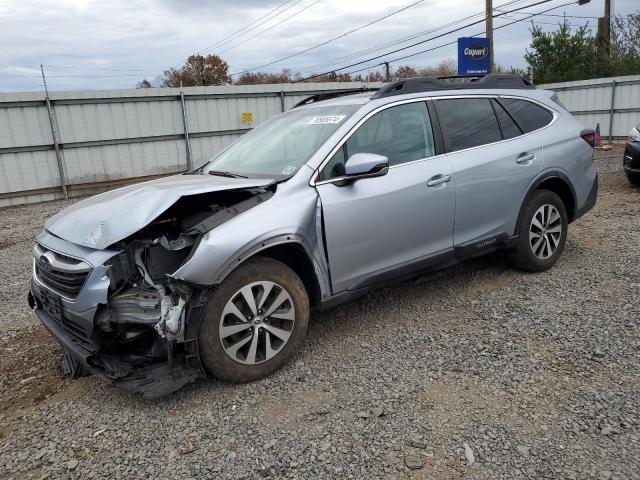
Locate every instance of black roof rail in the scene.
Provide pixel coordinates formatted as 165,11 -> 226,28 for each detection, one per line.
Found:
292,87 -> 379,108
370,74 -> 534,99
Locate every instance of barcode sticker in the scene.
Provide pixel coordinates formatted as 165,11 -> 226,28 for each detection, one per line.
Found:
308,115 -> 346,125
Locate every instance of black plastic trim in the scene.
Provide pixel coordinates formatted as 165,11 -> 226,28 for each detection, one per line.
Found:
319,235 -> 517,311
426,99 -> 445,156
370,74 -> 533,100
521,171 -> 579,223
292,88 -> 378,108
318,287 -> 369,311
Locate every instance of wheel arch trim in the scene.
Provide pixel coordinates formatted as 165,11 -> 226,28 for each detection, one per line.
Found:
519,169 -> 578,225
209,235 -> 330,306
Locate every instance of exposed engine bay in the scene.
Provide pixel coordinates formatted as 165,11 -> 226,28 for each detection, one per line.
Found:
30,185 -> 274,397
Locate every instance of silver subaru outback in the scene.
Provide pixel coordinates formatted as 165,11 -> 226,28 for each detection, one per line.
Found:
29,75 -> 598,396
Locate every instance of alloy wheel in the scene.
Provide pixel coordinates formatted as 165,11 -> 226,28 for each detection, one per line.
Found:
529,204 -> 563,260
219,281 -> 296,365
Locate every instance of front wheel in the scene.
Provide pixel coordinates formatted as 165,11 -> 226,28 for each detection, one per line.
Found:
199,257 -> 309,383
508,190 -> 568,272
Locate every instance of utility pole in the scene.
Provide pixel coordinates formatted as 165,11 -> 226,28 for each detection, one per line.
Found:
486,0 -> 494,73
199,57 -> 206,86
384,62 -> 391,82
40,65 -> 68,200
597,0 -> 611,58
604,0 -> 611,58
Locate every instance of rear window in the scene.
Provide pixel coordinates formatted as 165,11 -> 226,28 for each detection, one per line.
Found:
435,98 -> 502,151
498,98 -> 554,133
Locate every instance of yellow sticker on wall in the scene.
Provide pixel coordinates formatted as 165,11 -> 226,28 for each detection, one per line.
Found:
240,112 -> 254,123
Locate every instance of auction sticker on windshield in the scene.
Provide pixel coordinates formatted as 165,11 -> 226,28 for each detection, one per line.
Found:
308,115 -> 346,125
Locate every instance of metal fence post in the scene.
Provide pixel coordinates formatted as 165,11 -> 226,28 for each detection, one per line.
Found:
40,65 -> 68,200
280,91 -> 285,112
608,80 -> 617,144
179,90 -> 193,170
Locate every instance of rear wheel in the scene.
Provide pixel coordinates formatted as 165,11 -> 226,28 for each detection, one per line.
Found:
199,257 -> 309,382
508,190 -> 568,272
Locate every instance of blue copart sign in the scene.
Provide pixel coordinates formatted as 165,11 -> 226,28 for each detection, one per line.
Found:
457,37 -> 490,75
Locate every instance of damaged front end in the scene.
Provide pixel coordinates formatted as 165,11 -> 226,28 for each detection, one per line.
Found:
29,182 -> 274,397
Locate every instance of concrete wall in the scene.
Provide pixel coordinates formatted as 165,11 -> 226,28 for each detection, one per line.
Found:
0,82 -> 380,207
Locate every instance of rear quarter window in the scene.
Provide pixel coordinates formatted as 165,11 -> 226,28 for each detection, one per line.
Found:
498,98 -> 554,133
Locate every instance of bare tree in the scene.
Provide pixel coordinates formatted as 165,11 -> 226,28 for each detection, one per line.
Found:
138,54 -> 231,88
417,59 -> 457,77
235,68 -> 293,85
135,79 -> 153,88
394,65 -> 418,79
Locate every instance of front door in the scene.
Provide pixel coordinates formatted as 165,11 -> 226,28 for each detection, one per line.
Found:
315,101 -> 455,293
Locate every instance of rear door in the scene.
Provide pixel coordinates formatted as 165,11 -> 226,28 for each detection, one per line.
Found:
315,101 -> 455,293
433,96 -> 548,246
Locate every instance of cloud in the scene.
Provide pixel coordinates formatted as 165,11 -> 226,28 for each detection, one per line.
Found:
0,0 -> 637,91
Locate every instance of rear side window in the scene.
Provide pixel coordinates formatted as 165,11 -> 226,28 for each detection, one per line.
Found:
435,98 -> 502,151
498,98 -> 554,133
491,99 -> 522,139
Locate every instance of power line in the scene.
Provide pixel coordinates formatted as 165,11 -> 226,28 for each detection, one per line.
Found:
291,10 -> 488,75
391,0 -> 581,63
254,0 -> 530,76
496,9 -> 599,18
530,20 -> 595,26
295,0 -> 581,81
1,65 -> 165,73
229,0 -> 425,76
218,0 -> 323,54
346,1 -> 578,75
0,74 -> 148,78
196,0 -> 303,54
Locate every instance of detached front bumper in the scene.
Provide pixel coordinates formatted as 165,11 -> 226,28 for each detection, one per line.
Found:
29,230 -> 203,397
29,288 -> 201,397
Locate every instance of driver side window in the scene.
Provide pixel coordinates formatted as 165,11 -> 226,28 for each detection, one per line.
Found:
318,101 -> 435,181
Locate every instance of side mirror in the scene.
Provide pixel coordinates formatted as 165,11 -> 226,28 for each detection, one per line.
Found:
344,153 -> 389,179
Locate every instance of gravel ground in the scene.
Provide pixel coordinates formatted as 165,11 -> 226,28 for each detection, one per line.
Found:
0,147 -> 638,479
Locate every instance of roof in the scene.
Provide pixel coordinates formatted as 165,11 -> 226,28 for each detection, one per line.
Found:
293,75 -> 535,109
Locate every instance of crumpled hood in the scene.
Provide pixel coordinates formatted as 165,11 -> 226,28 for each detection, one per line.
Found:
45,174 -> 275,250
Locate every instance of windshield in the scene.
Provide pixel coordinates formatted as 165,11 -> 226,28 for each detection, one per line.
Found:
202,104 -> 359,178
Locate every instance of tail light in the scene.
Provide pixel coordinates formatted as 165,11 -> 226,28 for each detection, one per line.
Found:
581,128 -> 596,147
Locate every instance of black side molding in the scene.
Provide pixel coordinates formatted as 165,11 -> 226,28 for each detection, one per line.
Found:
319,235 -> 518,311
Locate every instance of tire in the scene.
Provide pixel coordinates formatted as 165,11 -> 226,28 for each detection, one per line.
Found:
508,190 -> 568,272
627,174 -> 640,186
199,257 -> 309,383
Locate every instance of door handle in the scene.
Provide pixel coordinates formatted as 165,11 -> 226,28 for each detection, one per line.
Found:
427,174 -> 451,187
516,152 -> 536,164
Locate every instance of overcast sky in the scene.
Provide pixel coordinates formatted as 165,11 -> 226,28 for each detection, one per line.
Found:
0,0 -> 636,92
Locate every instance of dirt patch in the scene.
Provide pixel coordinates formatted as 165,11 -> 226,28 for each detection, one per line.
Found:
0,324 -> 71,414
257,386 -> 335,428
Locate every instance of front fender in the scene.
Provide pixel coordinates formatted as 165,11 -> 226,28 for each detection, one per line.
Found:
171,185 -> 331,299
